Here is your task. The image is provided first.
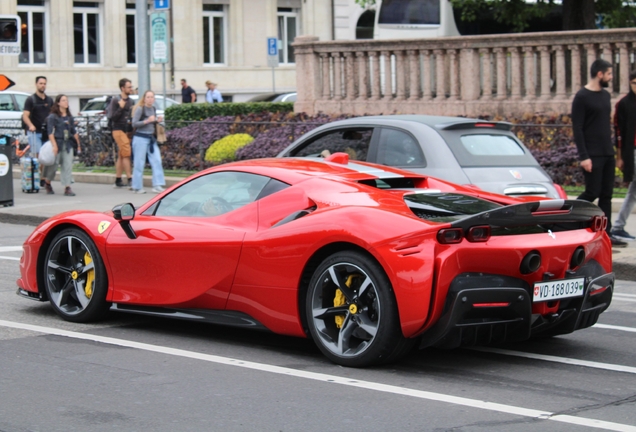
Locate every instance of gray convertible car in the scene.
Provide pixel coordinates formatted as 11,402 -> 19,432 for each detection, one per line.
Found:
278,115 -> 567,199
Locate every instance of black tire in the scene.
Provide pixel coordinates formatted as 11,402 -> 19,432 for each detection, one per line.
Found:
305,250 -> 409,367
43,228 -> 110,322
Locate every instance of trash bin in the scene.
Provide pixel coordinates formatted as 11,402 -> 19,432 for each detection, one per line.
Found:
0,135 -> 14,207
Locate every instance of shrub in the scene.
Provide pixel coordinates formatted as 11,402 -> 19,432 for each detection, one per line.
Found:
165,102 -> 294,127
205,133 -> 254,163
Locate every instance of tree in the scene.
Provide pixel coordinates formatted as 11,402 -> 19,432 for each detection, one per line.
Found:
354,0 -> 636,32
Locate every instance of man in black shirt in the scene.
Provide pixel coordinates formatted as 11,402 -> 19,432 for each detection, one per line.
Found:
22,76 -> 53,157
108,78 -> 134,188
180,79 -> 197,103
572,59 -> 626,247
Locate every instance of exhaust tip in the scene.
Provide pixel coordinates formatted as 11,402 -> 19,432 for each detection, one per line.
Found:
520,251 -> 541,274
570,247 -> 585,269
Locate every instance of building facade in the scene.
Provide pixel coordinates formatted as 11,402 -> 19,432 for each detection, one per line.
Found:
0,0 -> 332,111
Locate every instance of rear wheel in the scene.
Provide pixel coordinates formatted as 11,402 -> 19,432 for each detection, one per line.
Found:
43,228 -> 110,322
306,251 -> 409,367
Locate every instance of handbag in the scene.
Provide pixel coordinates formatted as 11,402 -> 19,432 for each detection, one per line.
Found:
38,141 -> 56,166
155,123 -> 167,144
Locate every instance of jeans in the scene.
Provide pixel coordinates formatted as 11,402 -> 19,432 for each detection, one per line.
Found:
27,131 -> 43,155
614,153 -> 636,231
132,134 -> 165,191
577,156 -> 615,233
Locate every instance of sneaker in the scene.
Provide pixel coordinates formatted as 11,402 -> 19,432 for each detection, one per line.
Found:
132,189 -> 146,194
113,178 -> 124,189
610,228 -> 635,240
45,183 -> 54,195
609,235 -> 628,248
152,186 -> 165,193
64,187 -> 76,197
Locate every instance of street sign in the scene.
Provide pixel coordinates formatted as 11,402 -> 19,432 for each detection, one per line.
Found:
267,37 -> 278,56
154,0 -> 170,10
0,75 -> 15,91
0,15 -> 21,56
151,13 -> 169,64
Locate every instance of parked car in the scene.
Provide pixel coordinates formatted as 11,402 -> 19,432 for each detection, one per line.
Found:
247,92 -> 296,102
272,92 -> 296,102
17,156 -> 612,367
78,95 -> 180,128
0,90 -> 30,143
278,115 -> 567,199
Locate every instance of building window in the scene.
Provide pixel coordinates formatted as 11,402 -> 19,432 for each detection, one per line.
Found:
203,5 -> 226,65
126,3 -> 136,64
73,2 -> 101,64
277,8 -> 298,64
17,0 -> 47,65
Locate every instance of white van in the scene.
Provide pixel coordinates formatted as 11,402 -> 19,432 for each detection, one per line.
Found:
373,0 -> 460,39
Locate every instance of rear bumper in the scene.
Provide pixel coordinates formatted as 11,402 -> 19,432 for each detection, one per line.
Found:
420,269 -> 614,349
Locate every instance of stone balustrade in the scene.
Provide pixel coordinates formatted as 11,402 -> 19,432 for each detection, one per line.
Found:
293,29 -> 636,117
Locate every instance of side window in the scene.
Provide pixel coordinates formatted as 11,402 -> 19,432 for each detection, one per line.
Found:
151,172 -> 286,218
292,128 -> 373,161
376,128 -> 425,167
14,94 -> 28,111
0,95 -> 15,111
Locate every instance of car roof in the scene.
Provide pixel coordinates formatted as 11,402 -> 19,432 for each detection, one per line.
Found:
0,90 -> 30,96
316,115 -> 513,132
85,94 -> 173,102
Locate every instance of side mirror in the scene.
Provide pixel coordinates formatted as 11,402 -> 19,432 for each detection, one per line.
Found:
112,203 -> 137,239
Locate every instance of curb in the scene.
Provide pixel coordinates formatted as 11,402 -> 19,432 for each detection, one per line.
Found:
12,168 -> 184,188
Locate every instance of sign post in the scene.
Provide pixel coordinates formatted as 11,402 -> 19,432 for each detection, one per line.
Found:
267,37 -> 279,93
151,12 -> 169,111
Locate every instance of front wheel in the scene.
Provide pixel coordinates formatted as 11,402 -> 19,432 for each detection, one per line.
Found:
306,251 -> 409,367
43,228 -> 110,322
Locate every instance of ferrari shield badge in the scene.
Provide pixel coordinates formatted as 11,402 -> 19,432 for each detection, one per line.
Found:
98,221 -> 111,234
510,170 -> 522,180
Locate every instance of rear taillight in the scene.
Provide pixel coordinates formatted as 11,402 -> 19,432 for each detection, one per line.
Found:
591,216 -> 607,232
474,123 -> 496,128
437,228 -> 463,244
554,184 -> 568,199
466,225 -> 491,242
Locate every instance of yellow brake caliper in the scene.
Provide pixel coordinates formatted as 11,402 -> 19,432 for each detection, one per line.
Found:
83,252 -> 94,298
334,275 -> 357,328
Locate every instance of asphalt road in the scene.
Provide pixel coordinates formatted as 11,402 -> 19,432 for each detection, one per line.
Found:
1,222 -> 635,432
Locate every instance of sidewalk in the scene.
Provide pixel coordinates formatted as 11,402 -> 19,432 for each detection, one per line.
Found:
1,169 -> 636,280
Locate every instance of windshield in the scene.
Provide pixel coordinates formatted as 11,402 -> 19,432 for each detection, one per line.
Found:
405,192 -> 501,222
14,94 -> 28,111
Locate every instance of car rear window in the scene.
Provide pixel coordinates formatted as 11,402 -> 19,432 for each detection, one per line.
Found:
460,134 -> 524,156
405,192 -> 501,222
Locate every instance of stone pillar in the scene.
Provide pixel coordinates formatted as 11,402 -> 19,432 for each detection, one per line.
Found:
459,48 -> 479,101
407,50 -> 420,100
422,50 -> 432,100
554,45 -> 567,98
332,52 -> 342,100
522,47 -> 535,99
448,49 -> 459,101
344,52 -> 355,100
538,46 -> 551,99
320,53 -> 330,100
370,51 -> 381,100
292,36 -> 321,114
509,47 -> 522,100
382,51 -> 392,99
494,47 -> 506,100
480,48 -> 492,100
569,44 -> 582,94
600,43 -> 612,62
356,52 -> 368,100
585,44 -> 597,75
395,50 -> 406,100
617,43 -> 630,95
434,49 -> 446,100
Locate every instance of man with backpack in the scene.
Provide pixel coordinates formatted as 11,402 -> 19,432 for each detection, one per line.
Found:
22,76 -> 53,186
108,78 -> 134,188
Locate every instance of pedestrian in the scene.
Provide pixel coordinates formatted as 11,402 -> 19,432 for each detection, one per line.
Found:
43,94 -> 81,196
180,79 -> 197,103
131,90 -> 166,194
108,78 -> 134,188
22,76 -> 53,183
611,70 -> 636,240
572,59 -> 626,247
205,81 -> 223,103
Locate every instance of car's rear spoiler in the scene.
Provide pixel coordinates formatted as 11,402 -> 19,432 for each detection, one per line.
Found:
450,199 -> 604,230
437,121 -> 513,132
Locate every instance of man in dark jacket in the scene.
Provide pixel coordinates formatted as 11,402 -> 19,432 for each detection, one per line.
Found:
180,79 -> 197,103
108,78 -> 134,188
611,70 -> 636,240
572,59 -> 626,247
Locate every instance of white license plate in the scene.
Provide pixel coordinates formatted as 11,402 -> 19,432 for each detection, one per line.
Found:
533,278 -> 585,302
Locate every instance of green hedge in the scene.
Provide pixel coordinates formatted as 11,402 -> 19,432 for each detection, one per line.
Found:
164,102 -> 294,128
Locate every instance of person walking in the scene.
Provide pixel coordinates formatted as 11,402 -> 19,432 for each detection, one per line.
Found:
22,76 -> 53,184
611,70 -> 636,240
572,59 -> 626,247
108,78 -> 134,188
131,90 -> 166,194
180,79 -> 197,103
43,95 -> 81,196
205,81 -> 223,103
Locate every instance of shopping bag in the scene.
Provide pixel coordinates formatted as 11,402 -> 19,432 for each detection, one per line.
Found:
38,141 -> 56,166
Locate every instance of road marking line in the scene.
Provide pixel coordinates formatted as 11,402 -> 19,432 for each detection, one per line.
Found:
0,256 -> 19,261
472,347 -> 636,374
612,296 -> 636,303
594,323 -> 636,333
0,246 -> 22,252
0,319 -> 634,432
614,293 -> 636,298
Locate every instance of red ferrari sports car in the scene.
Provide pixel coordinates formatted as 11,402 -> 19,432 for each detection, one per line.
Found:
17,155 -> 614,367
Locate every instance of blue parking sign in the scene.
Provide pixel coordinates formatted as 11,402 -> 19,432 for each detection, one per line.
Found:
154,0 -> 170,10
267,37 -> 278,56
